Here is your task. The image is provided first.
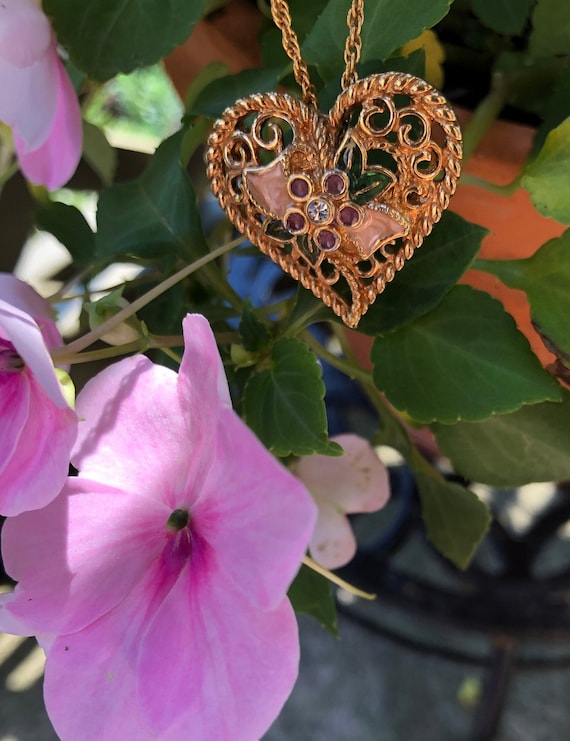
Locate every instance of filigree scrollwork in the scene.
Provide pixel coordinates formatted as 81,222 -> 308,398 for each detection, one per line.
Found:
206,72 -> 462,328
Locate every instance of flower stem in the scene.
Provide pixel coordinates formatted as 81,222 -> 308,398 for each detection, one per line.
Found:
302,556 -> 376,600
459,172 -> 521,196
461,72 -> 510,164
51,237 -> 243,360
300,330 -> 372,387
53,335 -> 186,365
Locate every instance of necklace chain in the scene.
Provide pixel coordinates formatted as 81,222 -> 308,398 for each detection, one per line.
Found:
269,0 -> 365,109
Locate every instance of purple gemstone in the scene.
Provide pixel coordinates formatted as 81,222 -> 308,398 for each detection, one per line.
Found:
324,172 -> 345,196
290,177 -> 310,198
339,205 -> 360,227
317,229 -> 339,251
285,211 -> 306,233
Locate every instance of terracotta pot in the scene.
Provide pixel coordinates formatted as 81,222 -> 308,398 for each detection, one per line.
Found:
346,109 -> 565,375
163,0 -> 263,99
453,109 -> 564,367
164,7 -> 562,367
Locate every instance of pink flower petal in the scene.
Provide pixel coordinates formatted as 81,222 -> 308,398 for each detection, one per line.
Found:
0,273 -> 61,351
0,372 -> 30,476
0,1 -> 58,151
0,274 -> 56,329
0,368 -> 76,515
2,477 -> 168,634
295,433 -> 390,513
0,0 -> 52,66
196,409 -> 316,610
0,299 -> 66,407
137,563 -> 299,740
43,572 -> 163,741
14,51 -> 82,189
179,313 -> 231,413
0,590 -> 34,636
293,434 -> 391,569
309,501 -> 358,570
73,355 -> 191,502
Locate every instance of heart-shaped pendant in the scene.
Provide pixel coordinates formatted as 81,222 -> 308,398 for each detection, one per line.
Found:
206,72 -> 462,328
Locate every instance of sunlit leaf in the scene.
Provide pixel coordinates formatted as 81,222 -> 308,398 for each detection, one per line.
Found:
371,286 -> 561,424
432,391 -> 570,487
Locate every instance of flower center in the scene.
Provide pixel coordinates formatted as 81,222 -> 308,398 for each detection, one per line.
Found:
0,340 -> 23,373
166,508 -> 190,532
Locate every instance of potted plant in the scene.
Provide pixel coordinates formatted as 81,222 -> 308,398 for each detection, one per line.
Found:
0,1 -> 569,739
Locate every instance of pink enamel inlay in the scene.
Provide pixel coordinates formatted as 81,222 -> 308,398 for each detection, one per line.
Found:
347,209 -> 408,258
244,158 -> 292,218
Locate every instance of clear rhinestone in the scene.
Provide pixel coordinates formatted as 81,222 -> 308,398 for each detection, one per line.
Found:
307,198 -> 332,224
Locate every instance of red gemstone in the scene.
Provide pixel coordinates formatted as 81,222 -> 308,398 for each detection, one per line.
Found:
290,177 -> 310,198
339,205 -> 360,226
325,172 -> 345,196
286,211 -> 306,233
317,229 -> 339,251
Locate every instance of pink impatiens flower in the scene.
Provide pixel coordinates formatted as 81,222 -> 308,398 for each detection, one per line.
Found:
0,0 -> 82,189
0,314 -> 317,741
0,273 -> 77,515
293,434 -> 391,569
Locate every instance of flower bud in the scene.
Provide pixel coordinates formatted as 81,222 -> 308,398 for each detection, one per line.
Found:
85,289 -> 142,346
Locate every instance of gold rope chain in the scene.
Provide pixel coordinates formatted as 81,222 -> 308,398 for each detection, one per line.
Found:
269,0 -> 365,109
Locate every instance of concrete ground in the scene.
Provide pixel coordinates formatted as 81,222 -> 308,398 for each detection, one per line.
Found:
2,605 -> 570,741
3,194 -> 570,741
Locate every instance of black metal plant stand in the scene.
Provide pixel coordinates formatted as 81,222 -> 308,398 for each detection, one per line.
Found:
338,467 -> 570,741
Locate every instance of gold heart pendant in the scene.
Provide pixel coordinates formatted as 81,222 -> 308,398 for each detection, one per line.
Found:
206,72 -> 462,328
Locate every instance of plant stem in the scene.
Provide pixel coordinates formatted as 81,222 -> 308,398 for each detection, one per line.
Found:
51,237 -> 243,360
53,335 -> 187,366
300,330 -> 372,387
461,72 -> 510,164
459,172 -> 521,196
302,556 -> 375,600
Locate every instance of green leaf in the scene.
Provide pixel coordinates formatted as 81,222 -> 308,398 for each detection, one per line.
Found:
533,66 -> 570,155
95,131 -> 206,261
260,0 -> 330,70
476,230 -> 570,358
472,0 -> 534,36
244,338 -> 342,457
302,0 -> 451,81
318,51 -> 426,111
350,171 -> 393,205
34,202 -> 96,268
529,0 -> 570,59
183,61 -> 229,112
522,117 -> 570,224
188,67 -> 282,119
239,301 -> 272,352
44,0 -> 207,81
432,391 -> 570,488
286,286 -> 339,335
288,564 -> 338,636
358,212 -> 487,336
82,122 -> 117,187
371,285 -> 561,424
415,472 -> 491,569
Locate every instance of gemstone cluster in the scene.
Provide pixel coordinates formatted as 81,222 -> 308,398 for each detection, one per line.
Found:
283,170 -> 363,253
